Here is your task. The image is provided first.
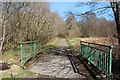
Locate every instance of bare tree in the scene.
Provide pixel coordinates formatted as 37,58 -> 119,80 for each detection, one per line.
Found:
110,0 -> 120,45
75,1 -> 120,46
1,2 -> 64,54
0,2 -> 2,53
0,2 -> 26,54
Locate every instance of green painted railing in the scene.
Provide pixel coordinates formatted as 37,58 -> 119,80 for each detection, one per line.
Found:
80,41 -> 114,78
20,41 -> 42,68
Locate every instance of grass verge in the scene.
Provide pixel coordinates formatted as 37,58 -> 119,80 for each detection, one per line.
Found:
65,38 -> 81,56
0,67 -> 33,79
0,49 -> 20,64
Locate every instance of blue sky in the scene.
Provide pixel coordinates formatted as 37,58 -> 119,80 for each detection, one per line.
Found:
49,2 -> 114,21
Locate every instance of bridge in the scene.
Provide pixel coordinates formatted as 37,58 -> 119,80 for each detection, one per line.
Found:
19,39 -> 114,79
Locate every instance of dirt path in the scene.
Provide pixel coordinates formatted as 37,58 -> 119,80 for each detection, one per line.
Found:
57,39 -> 68,47
28,39 -> 91,78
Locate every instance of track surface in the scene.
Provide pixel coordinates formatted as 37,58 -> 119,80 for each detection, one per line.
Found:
29,39 -> 92,78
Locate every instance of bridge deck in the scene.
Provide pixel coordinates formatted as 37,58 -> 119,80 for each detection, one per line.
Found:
28,39 -> 92,78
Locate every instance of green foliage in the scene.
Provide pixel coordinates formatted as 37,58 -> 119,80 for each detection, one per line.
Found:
66,39 -> 74,49
66,38 -> 80,56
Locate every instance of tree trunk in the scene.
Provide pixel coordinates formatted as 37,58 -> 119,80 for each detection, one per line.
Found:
116,22 -> 120,46
110,1 -> 120,46
115,2 -> 120,46
0,24 -> 6,54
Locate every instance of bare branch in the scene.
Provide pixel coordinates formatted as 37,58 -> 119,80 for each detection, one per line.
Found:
76,6 -> 112,16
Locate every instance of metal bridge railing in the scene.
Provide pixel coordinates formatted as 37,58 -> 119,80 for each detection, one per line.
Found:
20,41 -> 42,68
80,41 -> 114,78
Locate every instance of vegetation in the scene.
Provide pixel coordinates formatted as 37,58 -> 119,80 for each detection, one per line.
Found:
0,1 -> 120,79
0,1 -> 119,53
64,13 -> 116,38
0,67 -> 33,79
42,38 -> 59,54
0,2 -> 64,54
1,49 -> 20,64
66,38 -> 80,56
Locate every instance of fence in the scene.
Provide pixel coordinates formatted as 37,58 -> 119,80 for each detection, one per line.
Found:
20,41 -> 42,68
80,41 -> 114,78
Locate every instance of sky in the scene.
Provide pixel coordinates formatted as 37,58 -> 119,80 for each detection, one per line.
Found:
49,2 -> 114,21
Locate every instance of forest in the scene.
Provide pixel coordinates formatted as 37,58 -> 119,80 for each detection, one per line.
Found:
0,2 -> 118,52
0,1 -> 120,79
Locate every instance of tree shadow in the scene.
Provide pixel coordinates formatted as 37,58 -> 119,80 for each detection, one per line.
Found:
67,55 -> 92,78
49,46 -> 75,56
112,59 -> 120,79
50,46 -> 104,79
77,56 -> 103,79
68,54 -> 109,79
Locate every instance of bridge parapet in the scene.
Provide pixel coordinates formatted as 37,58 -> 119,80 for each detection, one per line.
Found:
20,41 -> 42,68
80,41 -> 114,78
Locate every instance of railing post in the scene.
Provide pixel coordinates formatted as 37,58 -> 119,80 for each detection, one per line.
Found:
40,43 -> 42,52
34,42 -> 36,57
109,47 -> 113,78
88,43 -> 91,64
20,43 -> 24,68
80,41 -> 82,56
